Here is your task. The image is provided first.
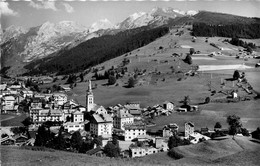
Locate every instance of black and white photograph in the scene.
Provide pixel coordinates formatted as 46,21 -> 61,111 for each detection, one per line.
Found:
1,0 -> 260,165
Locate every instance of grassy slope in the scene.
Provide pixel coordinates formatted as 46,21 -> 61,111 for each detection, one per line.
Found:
66,27 -> 260,132
1,136 -> 259,166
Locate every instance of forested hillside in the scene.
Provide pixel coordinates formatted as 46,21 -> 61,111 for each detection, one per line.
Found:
192,11 -> 260,39
25,26 -> 169,75
192,23 -> 260,39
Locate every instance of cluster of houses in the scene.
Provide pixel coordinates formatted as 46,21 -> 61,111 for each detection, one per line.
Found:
1,79 -> 206,158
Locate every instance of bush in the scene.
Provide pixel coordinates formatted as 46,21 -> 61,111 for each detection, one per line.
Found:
205,97 -> 211,104
168,148 -> 184,159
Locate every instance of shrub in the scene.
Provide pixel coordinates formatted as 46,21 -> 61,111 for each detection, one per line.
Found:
168,148 -> 184,159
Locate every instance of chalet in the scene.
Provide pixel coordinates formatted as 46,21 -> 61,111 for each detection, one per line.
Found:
163,101 -> 175,111
1,136 -> 15,145
86,146 -> 104,157
90,114 -> 113,138
185,122 -> 195,138
92,105 -> 107,115
59,85 -> 71,92
129,147 -> 158,158
63,100 -> 78,109
13,134 -> 28,146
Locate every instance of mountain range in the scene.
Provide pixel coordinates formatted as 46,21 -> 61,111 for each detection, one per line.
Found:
1,7 -> 259,76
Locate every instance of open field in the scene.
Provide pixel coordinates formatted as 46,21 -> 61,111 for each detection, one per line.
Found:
174,136 -> 260,166
1,114 -> 28,127
1,136 -> 259,166
65,28 -> 260,133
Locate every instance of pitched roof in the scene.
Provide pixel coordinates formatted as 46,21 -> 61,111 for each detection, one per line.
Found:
92,114 -> 113,123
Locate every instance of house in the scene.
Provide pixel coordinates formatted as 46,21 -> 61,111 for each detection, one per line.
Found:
63,99 -> 79,109
90,114 -> 113,138
64,121 -> 86,132
92,105 -> 107,115
201,127 -> 209,135
30,98 -> 43,109
86,146 -> 104,157
1,95 -> 18,113
124,103 -> 142,119
59,85 -> 71,92
129,147 -> 158,158
63,109 -> 76,122
1,136 -> 15,145
155,137 -> 169,152
30,109 -> 63,124
185,122 -> 195,138
13,134 -> 28,146
72,110 -> 84,123
124,123 -> 146,141
113,108 -> 134,130
163,101 -> 175,111
162,123 -> 179,137
53,93 -> 68,106
20,90 -> 34,98
189,132 -> 211,144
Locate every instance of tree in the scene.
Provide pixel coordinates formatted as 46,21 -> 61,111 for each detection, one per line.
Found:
183,96 -> 191,106
205,97 -> 211,104
54,126 -> 66,150
214,122 -> 222,129
108,75 -> 117,85
168,132 -> 190,149
227,115 -> 242,139
79,141 -> 94,153
190,48 -> 195,55
22,117 -> 33,127
233,70 -> 240,80
34,125 -> 52,147
104,142 -> 120,157
128,77 -> 136,88
93,136 -> 103,147
184,54 -> 192,65
79,73 -> 84,82
70,131 -> 83,151
251,127 -> 260,140
112,135 -> 119,146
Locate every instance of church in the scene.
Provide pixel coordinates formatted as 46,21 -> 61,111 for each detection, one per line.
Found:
86,80 -> 113,138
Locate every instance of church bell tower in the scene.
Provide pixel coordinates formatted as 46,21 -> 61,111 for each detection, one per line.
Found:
86,80 -> 94,112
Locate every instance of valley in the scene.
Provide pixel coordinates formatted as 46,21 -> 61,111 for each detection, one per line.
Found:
1,4 -> 260,166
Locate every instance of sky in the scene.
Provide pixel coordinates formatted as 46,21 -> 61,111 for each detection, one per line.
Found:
1,0 -> 260,30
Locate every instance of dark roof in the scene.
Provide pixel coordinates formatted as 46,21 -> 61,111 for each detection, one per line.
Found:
86,146 -> 102,155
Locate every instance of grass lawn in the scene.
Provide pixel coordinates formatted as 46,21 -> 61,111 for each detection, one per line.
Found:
1,113 -> 28,127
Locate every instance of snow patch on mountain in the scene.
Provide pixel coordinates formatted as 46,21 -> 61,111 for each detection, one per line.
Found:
89,19 -> 115,33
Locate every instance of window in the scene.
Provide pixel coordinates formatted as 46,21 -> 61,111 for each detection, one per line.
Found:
134,152 -> 137,154
139,152 -> 142,154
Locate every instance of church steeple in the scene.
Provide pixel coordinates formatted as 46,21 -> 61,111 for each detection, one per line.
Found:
86,80 -> 94,112
87,80 -> 93,94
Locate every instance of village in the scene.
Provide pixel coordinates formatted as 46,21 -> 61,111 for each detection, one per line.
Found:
1,72 -> 257,159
